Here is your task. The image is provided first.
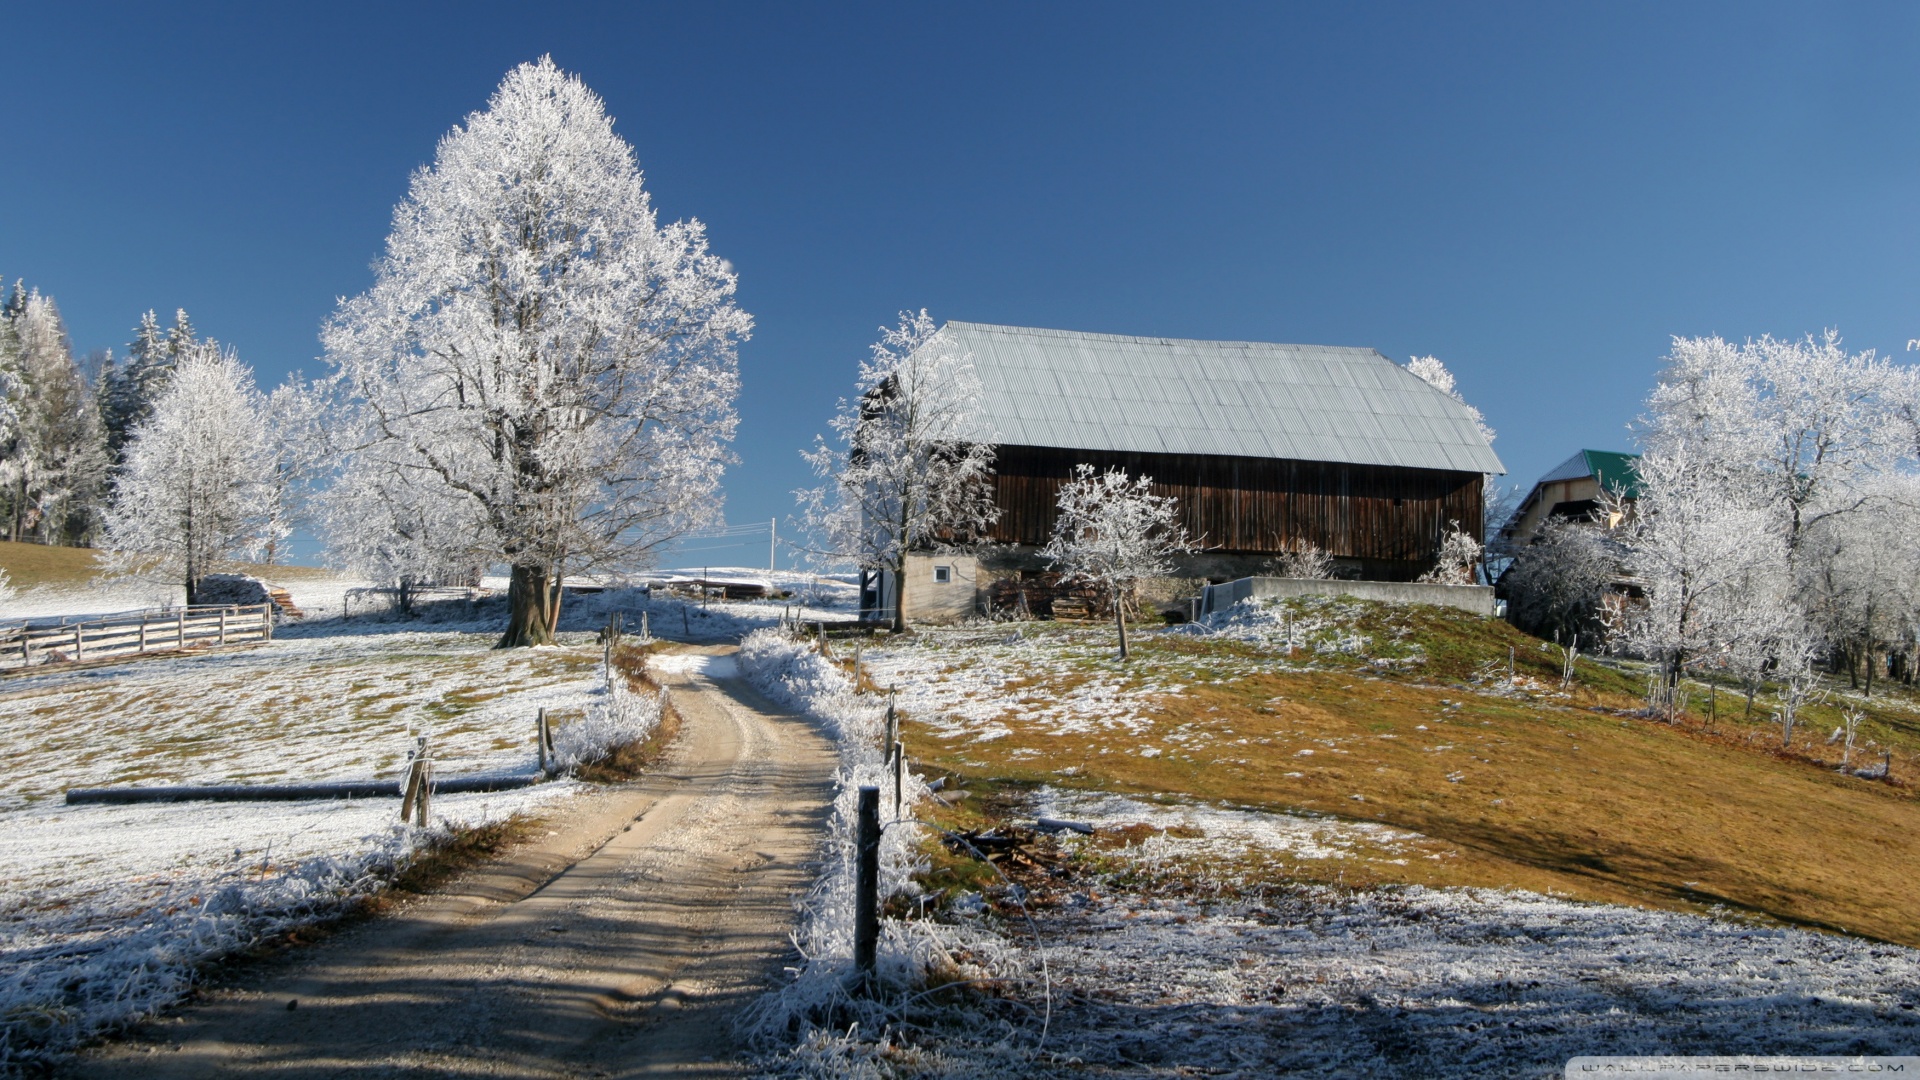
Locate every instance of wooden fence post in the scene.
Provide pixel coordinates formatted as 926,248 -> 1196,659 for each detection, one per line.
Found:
177,608 -> 185,648
401,736 -> 430,822
263,602 -> 274,642
537,708 -> 550,775
885,689 -> 898,759
218,608 -> 228,646
893,740 -> 904,819
73,623 -> 83,662
138,618 -> 147,653
400,759 -> 422,822
415,759 -> 433,826
855,785 -> 880,989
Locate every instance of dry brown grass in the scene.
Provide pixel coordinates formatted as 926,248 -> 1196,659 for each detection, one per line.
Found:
0,540 -> 344,592
0,541 -> 104,589
899,605 -> 1920,947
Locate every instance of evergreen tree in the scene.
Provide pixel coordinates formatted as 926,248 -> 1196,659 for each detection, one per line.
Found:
0,290 -> 107,544
101,309 -> 185,465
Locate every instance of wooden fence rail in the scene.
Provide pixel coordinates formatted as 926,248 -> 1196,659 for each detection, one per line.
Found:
0,603 -> 275,671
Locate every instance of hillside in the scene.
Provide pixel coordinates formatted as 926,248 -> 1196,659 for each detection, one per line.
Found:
866,595 -> 1920,947
0,541 -> 338,602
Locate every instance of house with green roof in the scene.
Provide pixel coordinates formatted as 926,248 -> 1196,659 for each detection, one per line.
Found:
1501,449 -> 1641,550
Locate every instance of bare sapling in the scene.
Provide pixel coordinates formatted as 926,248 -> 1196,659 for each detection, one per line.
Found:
1773,671 -> 1823,749
1839,707 -> 1865,771
1418,520 -> 1484,585
1555,631 -> 1579,690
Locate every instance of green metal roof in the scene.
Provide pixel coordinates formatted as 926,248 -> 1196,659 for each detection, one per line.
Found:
1537,449 -> 1641,498
1583,450 -> 1642,498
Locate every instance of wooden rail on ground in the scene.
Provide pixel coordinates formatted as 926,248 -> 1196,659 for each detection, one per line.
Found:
0,603 -> 276,671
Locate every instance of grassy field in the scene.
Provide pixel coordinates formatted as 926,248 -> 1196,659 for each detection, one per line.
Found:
871,598 -> 1920,947
0,540 -> 339,591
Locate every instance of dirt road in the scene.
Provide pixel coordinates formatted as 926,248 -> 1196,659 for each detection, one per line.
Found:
68,646 -> 834,1079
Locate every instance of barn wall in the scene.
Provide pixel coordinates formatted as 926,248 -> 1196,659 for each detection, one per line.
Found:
988,445 -> 1484,564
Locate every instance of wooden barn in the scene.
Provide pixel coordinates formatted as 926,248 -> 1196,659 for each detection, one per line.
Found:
868,321 -> 1505,623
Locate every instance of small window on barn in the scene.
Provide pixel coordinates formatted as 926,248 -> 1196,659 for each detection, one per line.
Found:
933,564 -> 953,584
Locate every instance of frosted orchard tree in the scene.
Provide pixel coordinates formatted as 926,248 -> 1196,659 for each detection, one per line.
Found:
324,58 -> 748,646
798,311 -> 998,632
1043,464 -> 1196,660
102,342 -> 277,604
1612,336 -> 1809,721
1417,522 -> 1483,585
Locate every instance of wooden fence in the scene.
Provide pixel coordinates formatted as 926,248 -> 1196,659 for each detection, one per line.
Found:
0,603 -> 275,672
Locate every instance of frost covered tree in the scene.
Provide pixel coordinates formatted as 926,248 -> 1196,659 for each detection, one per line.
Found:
1408,354 -> 1506,581
324,57 -> 748,646
259,374 -> 332,565
1615,388 -> 1788,716
102,342 -> 277,603
1043,464 -> 1195,660
1608,333 -> 1898,721
1418,521 -> 1483,585
1407,355 -> 1496,447
1501,517 -> 1618,643
322,444 -> 489,612
1264,542 -> 1334,580
798,310 -> 998,632
0,286 -> 106,545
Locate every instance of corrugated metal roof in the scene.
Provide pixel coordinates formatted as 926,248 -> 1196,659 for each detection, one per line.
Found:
938,321 -> 1505,475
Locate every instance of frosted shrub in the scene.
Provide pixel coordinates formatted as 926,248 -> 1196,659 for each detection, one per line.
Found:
551,662 -> 664,772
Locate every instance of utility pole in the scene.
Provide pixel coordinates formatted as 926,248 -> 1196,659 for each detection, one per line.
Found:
769,517 -> 776,574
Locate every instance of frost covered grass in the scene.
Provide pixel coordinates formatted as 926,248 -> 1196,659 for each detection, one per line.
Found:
0,631 -> 604,812
0,624 -> 665,1069
863,602 -> 1920,949
886,787 -> 1920,1077
734,628 -> 1042,1072
1035,882 -> 1920,1077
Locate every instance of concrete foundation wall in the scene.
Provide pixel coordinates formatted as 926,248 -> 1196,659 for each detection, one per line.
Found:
1202,576 -> 1496,617
901,554 -> 979,624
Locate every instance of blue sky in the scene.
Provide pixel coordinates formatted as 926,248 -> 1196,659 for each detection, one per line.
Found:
5,3 -> 1919,568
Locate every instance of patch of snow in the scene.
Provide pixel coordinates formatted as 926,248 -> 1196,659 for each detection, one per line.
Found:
0,625 -> 631,1066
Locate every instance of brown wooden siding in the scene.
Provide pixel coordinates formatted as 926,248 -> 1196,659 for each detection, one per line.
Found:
989,445 -> 1484,563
